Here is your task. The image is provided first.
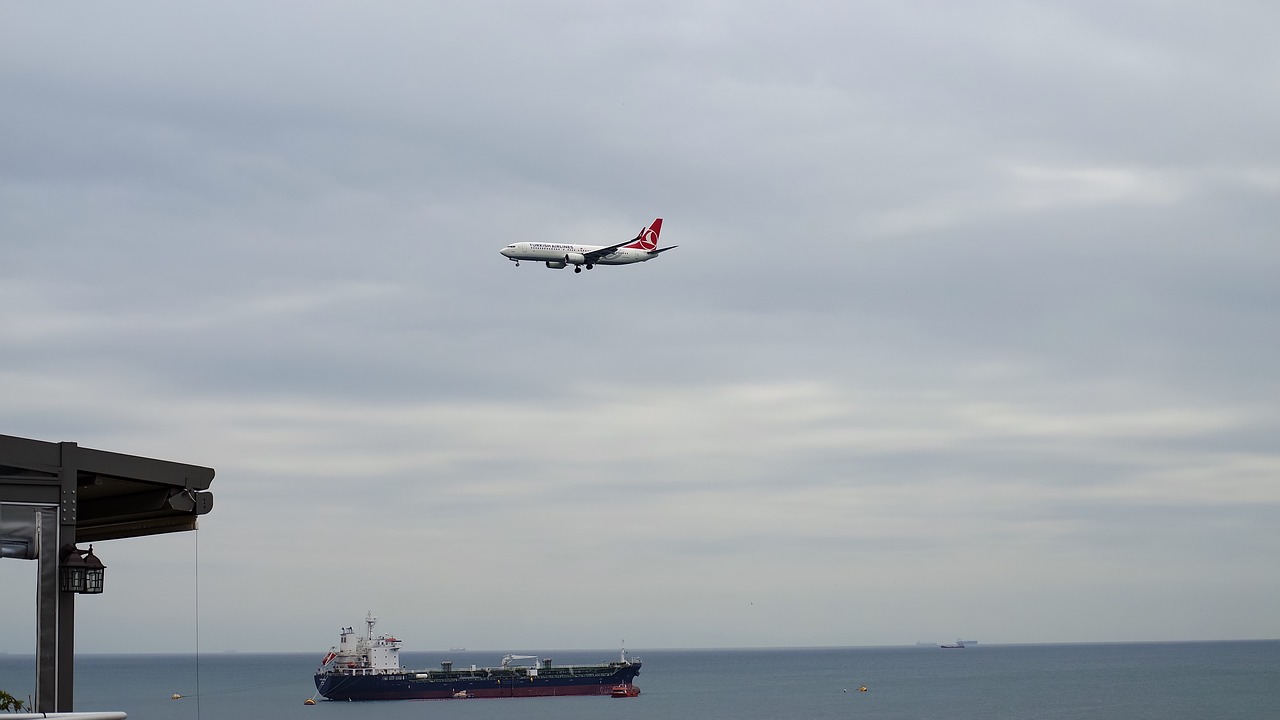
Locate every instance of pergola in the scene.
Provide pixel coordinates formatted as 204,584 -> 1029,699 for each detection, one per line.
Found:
0,433 -> 215,713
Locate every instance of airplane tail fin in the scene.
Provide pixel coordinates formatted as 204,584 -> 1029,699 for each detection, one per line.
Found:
622,218 -> 662,251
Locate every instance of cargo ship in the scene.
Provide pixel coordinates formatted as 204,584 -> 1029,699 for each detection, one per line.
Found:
313,613 -> 641,701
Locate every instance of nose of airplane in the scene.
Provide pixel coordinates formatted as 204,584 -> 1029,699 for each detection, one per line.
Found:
500,246 -> 514,258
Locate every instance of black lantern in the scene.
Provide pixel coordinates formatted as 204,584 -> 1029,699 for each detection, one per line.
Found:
60,545 -> 106,594
60,545 -> 87,593
82,546 -> 105,594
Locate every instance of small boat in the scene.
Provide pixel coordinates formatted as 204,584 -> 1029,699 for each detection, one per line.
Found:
611,684 -> 640,698
940,641 -> 966,649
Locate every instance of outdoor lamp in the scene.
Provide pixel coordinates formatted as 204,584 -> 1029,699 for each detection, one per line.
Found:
60,545 -> 87,593
82,546 -> 105,594
60,545 -> 106,594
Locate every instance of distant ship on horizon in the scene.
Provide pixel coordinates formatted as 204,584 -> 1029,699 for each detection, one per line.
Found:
917,638 -> 978,648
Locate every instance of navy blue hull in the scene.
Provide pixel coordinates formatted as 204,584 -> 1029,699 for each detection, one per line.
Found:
315,662 -> 640,701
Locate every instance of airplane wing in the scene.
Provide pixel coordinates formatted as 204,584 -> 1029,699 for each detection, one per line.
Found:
581,233 -> 643,264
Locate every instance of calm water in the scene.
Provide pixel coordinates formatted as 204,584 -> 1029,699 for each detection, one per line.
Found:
2,642 -> 1278,720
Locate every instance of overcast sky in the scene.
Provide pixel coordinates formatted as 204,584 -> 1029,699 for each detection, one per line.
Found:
3,1 -> 1278,654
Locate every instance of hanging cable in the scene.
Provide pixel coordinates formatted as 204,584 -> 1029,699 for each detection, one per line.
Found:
194,525 -> 201,720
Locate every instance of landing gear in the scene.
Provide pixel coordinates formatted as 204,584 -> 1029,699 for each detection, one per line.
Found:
514,260 -> 520,267
574,266 -> 582,273
586,264 -> 594,270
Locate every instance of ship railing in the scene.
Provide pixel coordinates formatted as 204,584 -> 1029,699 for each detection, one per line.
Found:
337,666 -> 384,676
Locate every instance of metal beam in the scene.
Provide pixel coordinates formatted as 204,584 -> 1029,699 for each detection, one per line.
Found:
0,477 -> 60,505
0,434 -> 62,475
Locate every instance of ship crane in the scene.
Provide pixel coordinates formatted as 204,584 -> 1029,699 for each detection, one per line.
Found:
501,654 -> 542,669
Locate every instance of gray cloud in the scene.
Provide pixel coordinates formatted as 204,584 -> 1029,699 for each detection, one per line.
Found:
3,0 -> 1279,652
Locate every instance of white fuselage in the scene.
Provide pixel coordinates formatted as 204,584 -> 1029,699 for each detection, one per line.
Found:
500,242 -> 653,266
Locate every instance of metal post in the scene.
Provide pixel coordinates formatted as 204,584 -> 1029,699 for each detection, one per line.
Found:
35,442 -> 78,712
57,442 -> 78,712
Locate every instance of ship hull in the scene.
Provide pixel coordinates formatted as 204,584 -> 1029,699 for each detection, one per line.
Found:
315,663 -> 640,701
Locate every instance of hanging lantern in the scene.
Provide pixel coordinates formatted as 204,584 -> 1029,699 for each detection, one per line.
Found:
60,545 -> 87,593
82,546 -> 106,594
59,545 -> 107,594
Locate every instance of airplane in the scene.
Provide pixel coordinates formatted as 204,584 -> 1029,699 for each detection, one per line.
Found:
499,218 -> 676,273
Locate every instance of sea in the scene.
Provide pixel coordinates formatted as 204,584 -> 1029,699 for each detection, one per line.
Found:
2,641 -> 1278,720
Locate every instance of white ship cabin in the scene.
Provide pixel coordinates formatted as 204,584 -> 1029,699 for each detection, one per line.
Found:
331,612 -> 402,675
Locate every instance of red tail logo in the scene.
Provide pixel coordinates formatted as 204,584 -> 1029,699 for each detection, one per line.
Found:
624,218 -> 662,251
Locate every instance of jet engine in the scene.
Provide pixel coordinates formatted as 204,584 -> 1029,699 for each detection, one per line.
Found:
563,253 -> 586,266
544,260 -> 567,269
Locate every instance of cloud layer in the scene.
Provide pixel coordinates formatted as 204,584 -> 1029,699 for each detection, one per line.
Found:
3,0 -> 1279,652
